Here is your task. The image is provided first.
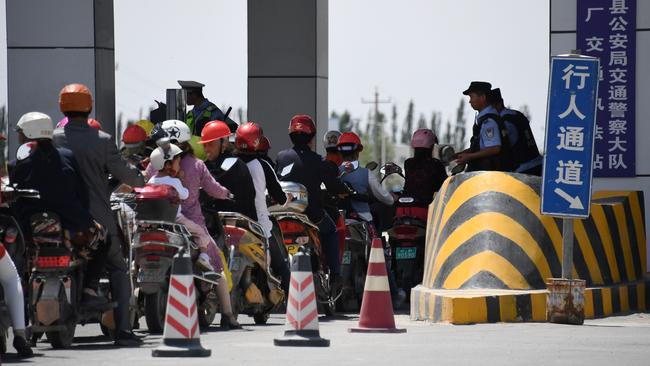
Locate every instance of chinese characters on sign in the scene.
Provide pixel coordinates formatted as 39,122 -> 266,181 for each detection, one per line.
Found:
577,0 -> 636,176
542,56 -> 599,218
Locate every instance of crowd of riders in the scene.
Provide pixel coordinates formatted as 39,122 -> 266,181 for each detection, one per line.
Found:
0,79 -> 541,357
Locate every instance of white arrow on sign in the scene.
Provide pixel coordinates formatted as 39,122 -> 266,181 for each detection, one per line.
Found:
554,188 -> 584,210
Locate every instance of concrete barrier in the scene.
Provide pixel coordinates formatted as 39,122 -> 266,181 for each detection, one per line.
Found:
411,171 -> 647,323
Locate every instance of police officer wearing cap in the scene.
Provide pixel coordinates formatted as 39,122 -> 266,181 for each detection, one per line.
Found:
490,88 -> 543,176
178,80 -> 238,135
456,81 -> 515,172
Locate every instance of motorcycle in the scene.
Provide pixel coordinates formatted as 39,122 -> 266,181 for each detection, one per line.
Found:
269,179 -> 338,316
201,156 -> 285,325
381,163 -> 428,299
129,184 -> 220,333
213,210 -> 284,325
26,198 -> 116,349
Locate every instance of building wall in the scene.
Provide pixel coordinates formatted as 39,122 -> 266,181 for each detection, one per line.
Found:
550,0 -> 650,265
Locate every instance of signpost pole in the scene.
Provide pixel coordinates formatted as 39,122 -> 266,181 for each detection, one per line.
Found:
561,219 -> 574,279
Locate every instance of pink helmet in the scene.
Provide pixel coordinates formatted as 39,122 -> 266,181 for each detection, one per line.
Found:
411,128 -> 437,149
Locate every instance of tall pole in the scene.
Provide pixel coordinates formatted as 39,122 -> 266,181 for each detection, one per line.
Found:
362,87 -> 391,166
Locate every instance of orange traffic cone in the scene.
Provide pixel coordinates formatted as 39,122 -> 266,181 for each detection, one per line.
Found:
349,238 -> 406,333
152,253 -> 211,357
274,252 -> 330,347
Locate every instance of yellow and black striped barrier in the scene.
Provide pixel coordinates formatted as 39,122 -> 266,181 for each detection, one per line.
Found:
411,171 -> 647,323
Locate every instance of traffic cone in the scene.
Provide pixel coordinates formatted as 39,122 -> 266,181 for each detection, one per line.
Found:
152,253 -> 211,357
349,238 -> 406,333
274,252 -> 330,347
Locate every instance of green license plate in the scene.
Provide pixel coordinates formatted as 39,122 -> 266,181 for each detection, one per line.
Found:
395,247 -> 417,260
342,250 -> 352,265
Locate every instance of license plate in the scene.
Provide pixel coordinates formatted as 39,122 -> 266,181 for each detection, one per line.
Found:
287,245 -> 300,255
395,247 -> 417,260
342,250 -> 352,265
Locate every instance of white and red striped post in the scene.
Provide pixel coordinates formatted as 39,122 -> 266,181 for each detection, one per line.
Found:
152,253 -> 211,357
274,252 -> 329,347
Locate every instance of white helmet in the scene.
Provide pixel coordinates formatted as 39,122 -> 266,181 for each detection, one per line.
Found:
160,120 -> 191,143
16,112 -> 53,139
323,130 -> 341,150
149,143 -> 183,170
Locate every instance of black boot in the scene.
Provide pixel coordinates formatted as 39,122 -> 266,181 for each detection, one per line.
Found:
13,335 -> 34,357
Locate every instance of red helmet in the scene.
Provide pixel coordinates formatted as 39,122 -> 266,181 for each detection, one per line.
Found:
235,122 -> 263,152
122,124 -> 147,145
411,128 -> 437,149
256,135 -> 271,152
337,132 -> 363,152
200,120 -> 231,144
87,118 -> 102,130
288,115 -> 316,135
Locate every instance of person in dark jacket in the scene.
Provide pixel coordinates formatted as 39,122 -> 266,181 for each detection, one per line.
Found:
404,129 -> 448,206
52,83 -> 144,347
275,115 -> 347,287
202,121 -> 257,220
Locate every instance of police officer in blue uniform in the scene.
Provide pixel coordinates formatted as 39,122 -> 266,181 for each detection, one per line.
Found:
490,88 -> 543,176
456,81 -> 515,172
178,80 -> 238,134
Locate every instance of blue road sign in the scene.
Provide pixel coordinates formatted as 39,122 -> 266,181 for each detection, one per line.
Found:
541,55 -> 600,218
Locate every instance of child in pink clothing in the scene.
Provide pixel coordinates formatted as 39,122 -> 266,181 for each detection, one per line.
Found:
148,149 -> 216,271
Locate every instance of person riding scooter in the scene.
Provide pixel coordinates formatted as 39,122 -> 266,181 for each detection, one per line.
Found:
403,129 -> 448,206
234,123 -> 291,293
144,119 -> 241,330
201,121 -> 257,221
336,132 -> 406,307
52,83 -> 144,346
323,130 -> 342,167
275,115 -> 348,291
120,124 -> 150,170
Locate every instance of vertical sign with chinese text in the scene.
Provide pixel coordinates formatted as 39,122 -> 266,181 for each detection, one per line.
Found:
577,0 -> 636,177
542,56 -> 600,218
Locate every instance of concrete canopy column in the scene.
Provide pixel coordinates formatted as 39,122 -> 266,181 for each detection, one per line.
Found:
248,0 -> 328,156
6,0 -> 115,158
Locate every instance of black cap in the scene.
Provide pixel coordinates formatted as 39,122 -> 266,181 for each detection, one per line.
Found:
178,80 -> 205,90
462,81 -> 492,95
489,88 -> 503,102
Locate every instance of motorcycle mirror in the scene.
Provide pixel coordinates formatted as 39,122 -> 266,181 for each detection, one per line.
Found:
280,162 -> 294,177
220,157 -> 237,172
365,161 -> 378,171
16,142 -> 37,161
439,145 -> 456,164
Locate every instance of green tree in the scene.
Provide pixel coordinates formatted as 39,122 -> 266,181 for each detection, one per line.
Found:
391,104 -> 398,143
454,98 -> 467,149
430,111 -> 441,138
339,110 -> 352,132
519,104 -> 532,121
443,119 -> 452,144
401,100 -> 414,144
417,113 -> 427,130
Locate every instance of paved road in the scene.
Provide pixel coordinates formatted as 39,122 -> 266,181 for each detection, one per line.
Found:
3,313 -> 650,366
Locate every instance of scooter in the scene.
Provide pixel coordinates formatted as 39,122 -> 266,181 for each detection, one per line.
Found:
27,205 -> 115,349
381,163 -> 429,299
269,179 -> 338,316
212,210 -> 284,325
129,184 -> 220,333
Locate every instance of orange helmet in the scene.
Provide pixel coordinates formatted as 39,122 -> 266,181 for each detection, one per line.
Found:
337,132 -> 363,152
256,135 -> 271,152
87,118 -> 102,130
288,114 -> 316,135
59,83 -> 93,113
200,120 -> 231,144
235,122 -> 263,152
122,124 -> 147,145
